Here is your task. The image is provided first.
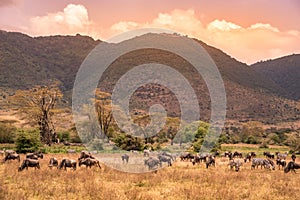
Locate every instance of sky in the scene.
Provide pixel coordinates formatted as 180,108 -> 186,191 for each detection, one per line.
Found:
0,0 -> 299,64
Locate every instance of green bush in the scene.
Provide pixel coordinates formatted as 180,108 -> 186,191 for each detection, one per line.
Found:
15,129 -> 41,153
0,122 -> 16,143
57,131 -> 70,142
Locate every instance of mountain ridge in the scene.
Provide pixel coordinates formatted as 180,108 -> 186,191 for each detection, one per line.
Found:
0,30 -> 299,123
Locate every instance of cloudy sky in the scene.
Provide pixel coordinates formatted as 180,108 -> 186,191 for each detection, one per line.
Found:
0,0 -> 299,64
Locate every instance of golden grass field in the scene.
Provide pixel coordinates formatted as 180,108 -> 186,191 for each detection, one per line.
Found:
1,152 -> 300,200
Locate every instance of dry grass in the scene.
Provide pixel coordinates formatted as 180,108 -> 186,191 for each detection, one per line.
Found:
1,153 -> 300,200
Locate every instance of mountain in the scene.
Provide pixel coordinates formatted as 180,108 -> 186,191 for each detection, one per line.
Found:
0,30 -> 299,124
252,54 -> 300,100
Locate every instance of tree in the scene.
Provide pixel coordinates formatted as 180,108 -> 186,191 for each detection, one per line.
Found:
95,90 -> 113,141
10,84 -> 63,145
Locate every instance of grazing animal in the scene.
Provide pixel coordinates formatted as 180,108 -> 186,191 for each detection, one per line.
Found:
263,152 -> 275,159
121,154 -> 129,163
5,150 -> 15,156
79,158 -> 101,169
244,152 -> 256,163
144,157 -> 160,170
26,152 -> 43,159
233,151 -> 243,158
18,159 -> 40,171
251,158 -> 275,170
49,157 -> 58,168
276,152 -> 288,160
229,159 -> 243,172
58,159 -> 77,170
4,153 -> 20,162
264,159 -> 275,170
158,155 -> 172,167
284,161 -> 300,173
251,158 -> 266,169
78,151 -> 95,161
180,153 -> 194,161
291,154 -> 296,162
276,159 -> 286,170
161,152 -> 174,161
206,156 -> 215,169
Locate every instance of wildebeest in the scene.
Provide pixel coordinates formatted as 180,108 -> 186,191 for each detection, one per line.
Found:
223,151 -> 233,160
284,161 -> 300,173
121,154 -> 129,163
79,158 -> 101,169
229,159 -> 243,172
206,156 -> 215,169
58,159 -> 77,170
78,150 -> 95,161
158,155 -> 172,167
18,159 -> 40,171
263,152 -> 275,159
244,152 -> 256,163
276,159 -> 286,170
26,152 -> 43,160
4,150 -> 15,156
144,157 -> 160,170
180,152 -> 194,161
4,152 -> 20,162
291,154 -> 296,162
48,157 -> 58,168
233,151 -> 243,158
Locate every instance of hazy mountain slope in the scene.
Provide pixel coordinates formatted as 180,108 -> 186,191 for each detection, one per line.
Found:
252,54 -> 300,100
0,30 -> 298,123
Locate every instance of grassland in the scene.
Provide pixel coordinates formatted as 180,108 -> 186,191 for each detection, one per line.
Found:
1,147 -> 299,200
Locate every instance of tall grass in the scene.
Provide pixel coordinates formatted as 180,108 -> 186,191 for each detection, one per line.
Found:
1,153 -> 299,200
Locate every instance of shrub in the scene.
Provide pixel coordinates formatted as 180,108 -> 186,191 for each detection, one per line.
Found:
15,129 -> 41,153
0,122 -> 16,143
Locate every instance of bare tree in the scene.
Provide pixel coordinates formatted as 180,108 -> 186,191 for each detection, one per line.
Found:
10,84 -> 63,145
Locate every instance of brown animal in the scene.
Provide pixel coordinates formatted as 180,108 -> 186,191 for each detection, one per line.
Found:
49,157 -> 58,168
58,159 -> 77,170
26,152 -> 43,160
79,158 -> 101,169
18,159 -> 40,171
4,153 -> 20,162
78,151 -> 95,161
284,161 -> 300,173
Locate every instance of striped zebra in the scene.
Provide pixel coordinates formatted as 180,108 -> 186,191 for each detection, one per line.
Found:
228,159 -> 243,172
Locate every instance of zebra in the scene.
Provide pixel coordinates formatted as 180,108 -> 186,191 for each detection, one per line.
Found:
121,154 -> 129,163
144,157 -> 160,170
276,152 -> 288,160
161,152 -> 174,161
228,159 -> 243,172
158,155 -> 172,167
251,158 -> 266,169
251,158 -> 275,170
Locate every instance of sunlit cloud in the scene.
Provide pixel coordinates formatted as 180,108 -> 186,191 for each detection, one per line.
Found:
29,4 -> 101,38
107,9 -> 300,64
26,4 -> 300,64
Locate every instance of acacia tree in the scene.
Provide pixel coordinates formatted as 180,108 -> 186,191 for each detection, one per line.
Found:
11,84 -> 63,145
94,90 -> 113,141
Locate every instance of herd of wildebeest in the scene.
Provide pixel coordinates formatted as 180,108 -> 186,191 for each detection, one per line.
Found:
1,149 -> 300,173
